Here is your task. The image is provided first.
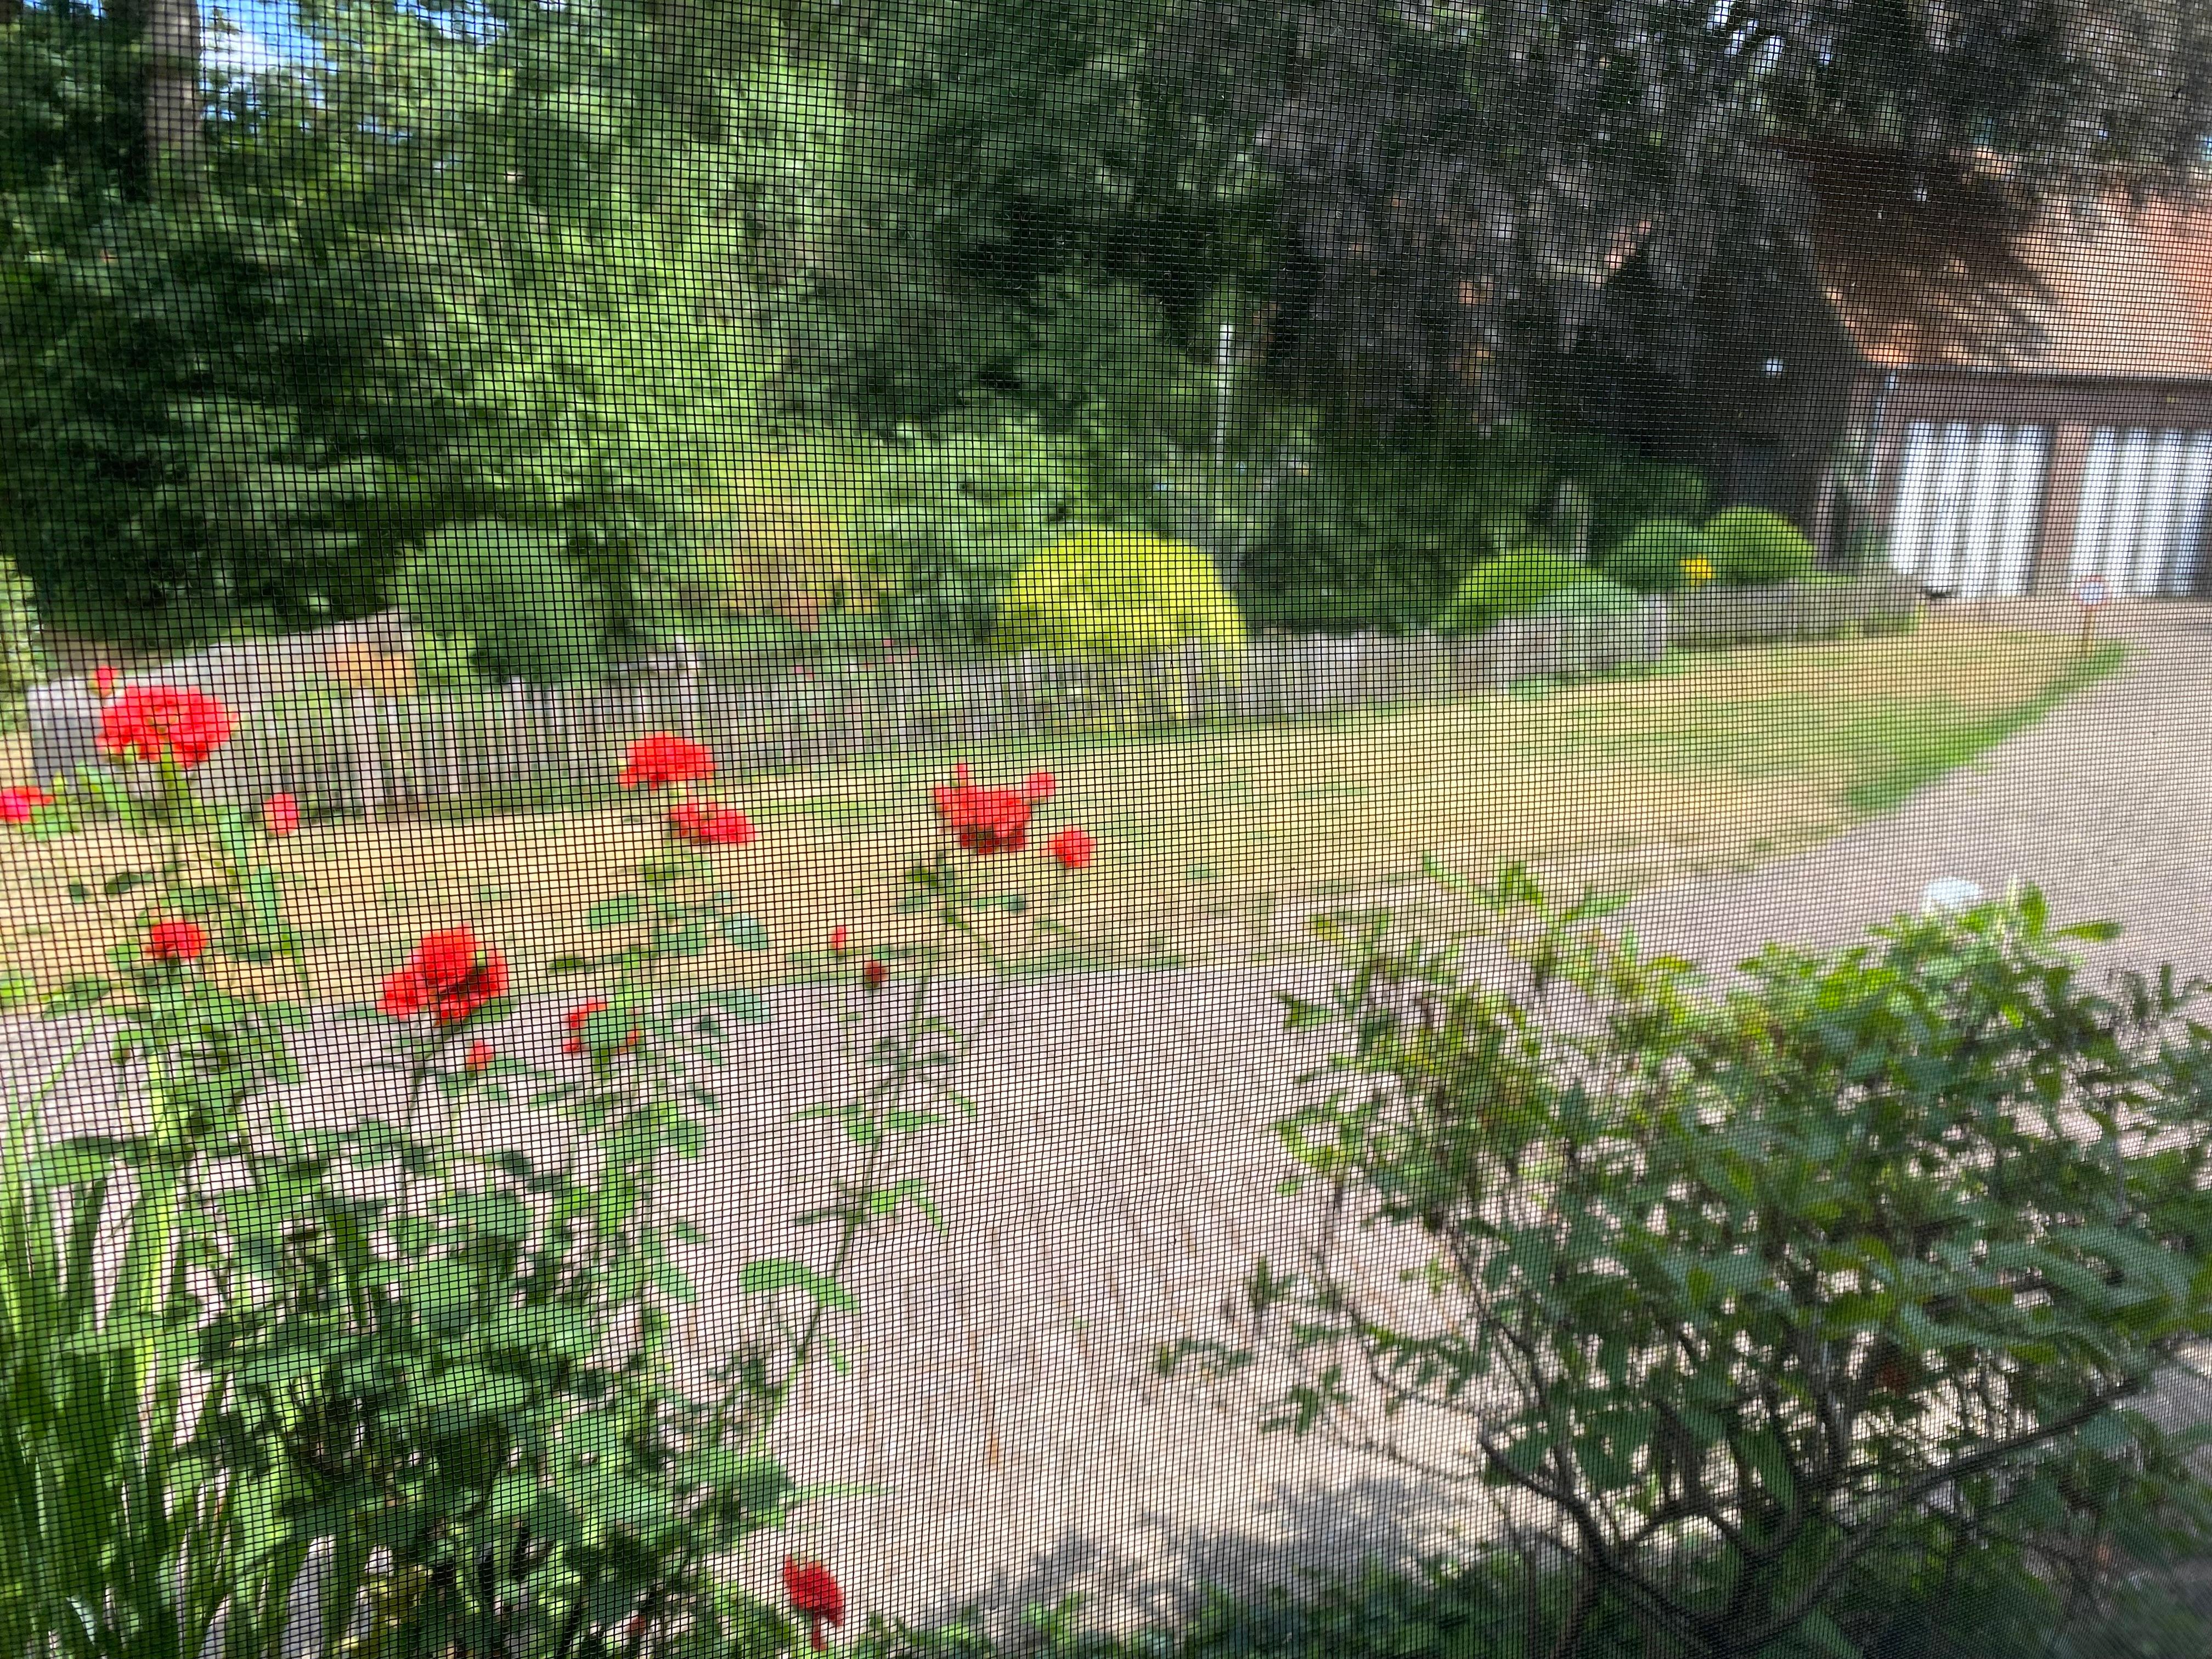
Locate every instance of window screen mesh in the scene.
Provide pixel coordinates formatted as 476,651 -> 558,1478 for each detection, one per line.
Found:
3,4 -> 2212,1657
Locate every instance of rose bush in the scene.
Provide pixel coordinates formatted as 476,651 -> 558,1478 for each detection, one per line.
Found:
0,696 -> 1096,1659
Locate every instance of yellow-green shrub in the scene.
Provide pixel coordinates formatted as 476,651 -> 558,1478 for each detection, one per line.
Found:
675,452 -> 889,628
995,530 -> 1244,660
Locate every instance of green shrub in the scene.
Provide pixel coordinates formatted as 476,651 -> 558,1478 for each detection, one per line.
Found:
995,529 -> 1243,660
1704,506 -> 1816,585
394,523 -> 624,685
1237,421 -> 1712,634
1600,517 -> 1719,594
1436,547 -> 1587,635
671,449 -> 891,628
1530,575 -> 1644,620
1179,868 -> 2212,1659
857,419 -> 1094,647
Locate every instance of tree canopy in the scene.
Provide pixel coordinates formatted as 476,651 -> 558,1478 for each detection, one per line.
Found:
2,0 -> 2208,636
1163,0 -> 2212,416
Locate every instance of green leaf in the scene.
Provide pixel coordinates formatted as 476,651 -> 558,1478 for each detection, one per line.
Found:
2079,1412 -> 2131,1451
720,913 -> 770,951
416,1367 -> 531,1423
101,871 -> 152,898
1740,1429 -> 1797,1508
31,1137 -> 120,1189
588,894 -> 642,930
405,1259 -> 478,1321
2057,919 -> 2122,943
737,1258 -> 857,1312
44,977 -> 112,1017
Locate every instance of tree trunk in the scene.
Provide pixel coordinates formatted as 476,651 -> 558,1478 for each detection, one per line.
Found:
142,0 -> 201,165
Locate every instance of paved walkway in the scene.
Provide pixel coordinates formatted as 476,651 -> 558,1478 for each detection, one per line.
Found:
751,605 -> 2212,1631
15,606 -> 2212,1635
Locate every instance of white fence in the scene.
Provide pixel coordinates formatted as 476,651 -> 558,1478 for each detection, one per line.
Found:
27,576 -> 1918,816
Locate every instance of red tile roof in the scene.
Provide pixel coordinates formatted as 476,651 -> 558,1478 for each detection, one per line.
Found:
1805,152 -> 2212,380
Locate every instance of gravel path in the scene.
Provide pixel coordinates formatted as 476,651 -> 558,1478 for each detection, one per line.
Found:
12,606 -> 2212,1637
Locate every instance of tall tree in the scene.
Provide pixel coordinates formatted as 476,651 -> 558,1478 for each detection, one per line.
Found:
102,0 -> 201,173
1163,0 -> 2212,419
141,0 -> 199,161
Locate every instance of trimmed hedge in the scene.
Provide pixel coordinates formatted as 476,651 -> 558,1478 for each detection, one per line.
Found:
1601,517 -> 1718,594
995,529 -> 1244,660
1437,548 -> 1588,635
1704,507 -> 1816,586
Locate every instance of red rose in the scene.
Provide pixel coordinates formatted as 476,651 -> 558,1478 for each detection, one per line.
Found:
90,665 -> 120,701
263,792 -> 301,837
99,685 -> 236,770
620,732 -> 715,792
828,925 -> 851,955
862,960 -> 888,991
782,1558 -> 844,1653
145,919 -> 208,962
381,927 -> 506,1026
667,802 -> 755,846
932,768 -> 1033,856
466,1041 -> 495,1074
1024,771 -> 1056,803
1047,826 -> 1095,871
415,928 -> 479,989
0,787 -> 52,826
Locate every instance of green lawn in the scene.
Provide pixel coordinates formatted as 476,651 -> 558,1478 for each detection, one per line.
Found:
0,626 -> 2118,1006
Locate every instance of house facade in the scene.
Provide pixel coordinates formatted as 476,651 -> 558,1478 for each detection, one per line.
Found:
1690,150 -> 2212,600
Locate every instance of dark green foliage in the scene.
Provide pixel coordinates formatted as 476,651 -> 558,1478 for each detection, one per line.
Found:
1602,518 -> 1719,594
394,525 -> 625,686
852,420 -> 1096,646
853,1538 -> 2212,1659
1163,0 -> 2212,419
1237,424 -> 1707,634
1705,506 -> 1818,586
1437,549 -> 1588,636
1237,424 -> 1552,634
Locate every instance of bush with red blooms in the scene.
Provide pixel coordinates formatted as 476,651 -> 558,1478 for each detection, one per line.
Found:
0,785 -> 50,825
145,919 -> 208,962
378,926 -> 510,1025
620,730 -> 716,791
833,762 -> 1095,999
1048,826 -> 1095,871
668,800 -> 755,845
97,683 -> 236,769
2,710 -> 1101,1659
930,761 -> 1046,855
